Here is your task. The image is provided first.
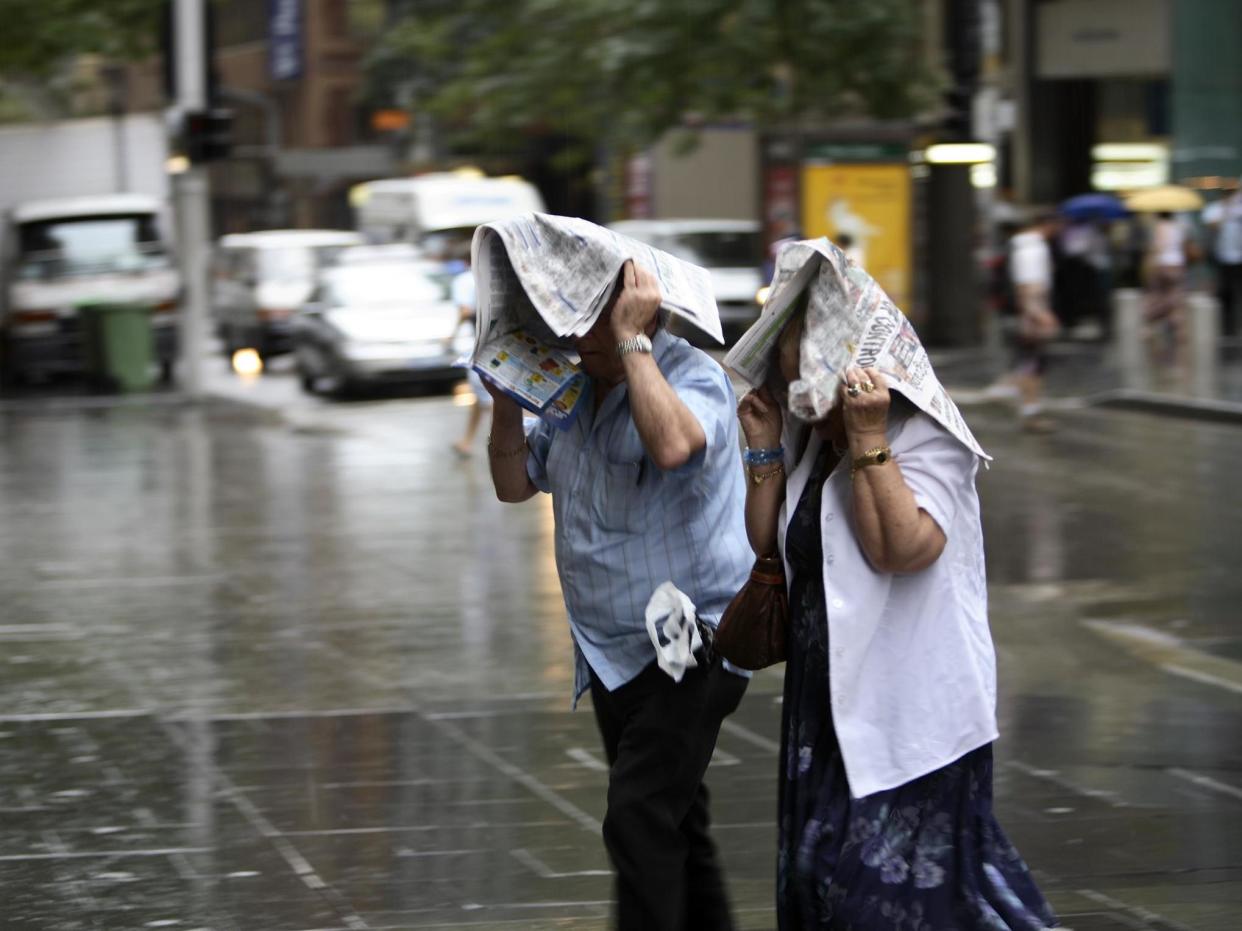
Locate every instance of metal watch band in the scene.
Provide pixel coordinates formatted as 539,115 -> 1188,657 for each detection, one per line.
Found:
616,334 -> 653,356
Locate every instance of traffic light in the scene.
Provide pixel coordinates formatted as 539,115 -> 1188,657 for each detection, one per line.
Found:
942,87 -> 974,142
182,108 -> 233,163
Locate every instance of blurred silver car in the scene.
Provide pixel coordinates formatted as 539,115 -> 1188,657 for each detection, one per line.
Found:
291,250 -> 467,395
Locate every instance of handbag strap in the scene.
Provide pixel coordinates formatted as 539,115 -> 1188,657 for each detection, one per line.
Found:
750,554 -> 785,586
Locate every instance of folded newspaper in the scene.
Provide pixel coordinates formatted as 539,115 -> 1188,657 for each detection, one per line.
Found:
724,238 -> 989,460
468,213 -> 723,428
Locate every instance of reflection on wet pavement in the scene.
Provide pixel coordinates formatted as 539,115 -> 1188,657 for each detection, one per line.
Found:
0,397 -> 1239,929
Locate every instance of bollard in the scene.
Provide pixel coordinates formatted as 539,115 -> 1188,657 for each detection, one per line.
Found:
1186,292 -> 1221,399
1112,288 -> 1148,391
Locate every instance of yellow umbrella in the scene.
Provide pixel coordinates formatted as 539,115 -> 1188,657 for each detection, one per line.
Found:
1124,185 -> 1205,213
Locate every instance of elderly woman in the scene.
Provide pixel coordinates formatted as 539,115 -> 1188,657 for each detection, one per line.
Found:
737,314 -> 1057,929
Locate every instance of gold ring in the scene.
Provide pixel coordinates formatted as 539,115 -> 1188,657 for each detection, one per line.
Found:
861,381 -> 875,392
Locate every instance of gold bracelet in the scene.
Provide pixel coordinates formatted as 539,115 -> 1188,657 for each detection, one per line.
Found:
749,462 -> 785,486
487,439 -> 528,459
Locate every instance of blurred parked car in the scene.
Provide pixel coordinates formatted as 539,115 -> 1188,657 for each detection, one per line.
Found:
291,247 -> 467,395
212,229 -> 364,360
607,219 -> 764,345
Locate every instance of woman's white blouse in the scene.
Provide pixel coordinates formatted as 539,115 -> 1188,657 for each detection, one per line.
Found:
779,411 -> 998,798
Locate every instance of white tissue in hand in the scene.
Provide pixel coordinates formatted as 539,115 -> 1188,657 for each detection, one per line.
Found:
645,582 -> 702,683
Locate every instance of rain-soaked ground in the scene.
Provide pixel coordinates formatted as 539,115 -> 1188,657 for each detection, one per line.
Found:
0,386 -> 1240,930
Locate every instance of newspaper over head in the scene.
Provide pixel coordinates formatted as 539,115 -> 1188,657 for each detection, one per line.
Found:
724,238 -> 990,461
468,213 -> 724,429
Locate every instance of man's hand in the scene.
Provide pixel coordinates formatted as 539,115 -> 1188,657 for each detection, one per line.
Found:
481,375 -> 513,405
610,260 -> 662,341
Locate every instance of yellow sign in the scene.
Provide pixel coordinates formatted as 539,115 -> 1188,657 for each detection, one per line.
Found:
801,163 -> 911,309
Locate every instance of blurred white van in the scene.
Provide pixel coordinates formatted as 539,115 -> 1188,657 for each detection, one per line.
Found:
352,172 -> 545,254
2,194 -> 179,383
606,219 -> 763,344
212,229 -> 363,359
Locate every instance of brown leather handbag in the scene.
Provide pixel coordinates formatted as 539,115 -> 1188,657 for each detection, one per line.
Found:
714,554 -> 788,670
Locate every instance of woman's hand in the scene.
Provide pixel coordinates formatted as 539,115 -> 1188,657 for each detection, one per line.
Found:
737,385 -> 783,449
839,366 -> 890,445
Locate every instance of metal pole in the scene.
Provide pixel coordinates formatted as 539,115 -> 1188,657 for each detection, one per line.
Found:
1112,287 -> 1148,391
105,65 -> 129,192
174,170 -> 210,399
1187,291 -> 1221,399
219,86 -> 284,225
174,0 -> 206,111
173,0 -> 209,400
112,114 -> 128,192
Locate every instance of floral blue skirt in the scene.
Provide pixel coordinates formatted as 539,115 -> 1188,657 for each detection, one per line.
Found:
778,449 -> 1057,930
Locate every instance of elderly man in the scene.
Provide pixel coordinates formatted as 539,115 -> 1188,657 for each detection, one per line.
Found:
486,260 -> 752,931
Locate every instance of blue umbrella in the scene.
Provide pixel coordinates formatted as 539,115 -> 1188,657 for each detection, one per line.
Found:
1060,193 -> 1129,221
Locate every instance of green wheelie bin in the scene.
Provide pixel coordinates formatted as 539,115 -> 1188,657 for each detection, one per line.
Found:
79,302 -> 155,392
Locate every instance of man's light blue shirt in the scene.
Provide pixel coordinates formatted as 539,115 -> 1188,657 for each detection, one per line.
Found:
525,328 -> 753,705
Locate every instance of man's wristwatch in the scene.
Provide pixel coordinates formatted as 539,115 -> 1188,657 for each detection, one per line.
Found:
616,333 -> 653,357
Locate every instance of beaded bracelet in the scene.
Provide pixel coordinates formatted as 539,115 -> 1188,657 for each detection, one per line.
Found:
742,446 -> 784,466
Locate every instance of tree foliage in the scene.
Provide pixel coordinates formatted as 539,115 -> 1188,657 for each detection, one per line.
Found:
0,0 -> 162,79
367,0 -> 940,162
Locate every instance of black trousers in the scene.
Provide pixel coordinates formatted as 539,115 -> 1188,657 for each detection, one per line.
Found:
589,656 -> 748,931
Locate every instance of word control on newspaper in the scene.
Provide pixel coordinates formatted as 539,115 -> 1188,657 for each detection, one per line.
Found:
468,213 -> 724,429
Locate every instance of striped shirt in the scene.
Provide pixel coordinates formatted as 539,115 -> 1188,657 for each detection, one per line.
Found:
525,328 -> 753,704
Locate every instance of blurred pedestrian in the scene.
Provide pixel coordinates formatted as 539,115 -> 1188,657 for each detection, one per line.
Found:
1007,214 -> 1061,432
1143,212 -> 1190,370
447,256 -> 491,458
1203,184 -> 1242,337
737,315 -> 1058,930
1058,219 -> 1112,337
485,260 -> 752,930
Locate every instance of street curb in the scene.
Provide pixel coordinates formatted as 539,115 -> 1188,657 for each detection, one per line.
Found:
204,392 -> 289,427
0,391 -> 188,414
1088,389 -> 1242,425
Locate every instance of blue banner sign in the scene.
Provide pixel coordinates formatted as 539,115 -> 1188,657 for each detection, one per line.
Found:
268,0 -> 303,82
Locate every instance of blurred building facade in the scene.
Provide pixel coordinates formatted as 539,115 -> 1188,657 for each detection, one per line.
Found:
999,0 -> 1241,203
123,0 -> 396,233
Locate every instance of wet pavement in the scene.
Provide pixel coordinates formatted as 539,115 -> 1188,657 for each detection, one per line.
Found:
1,383 -> 1241,930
